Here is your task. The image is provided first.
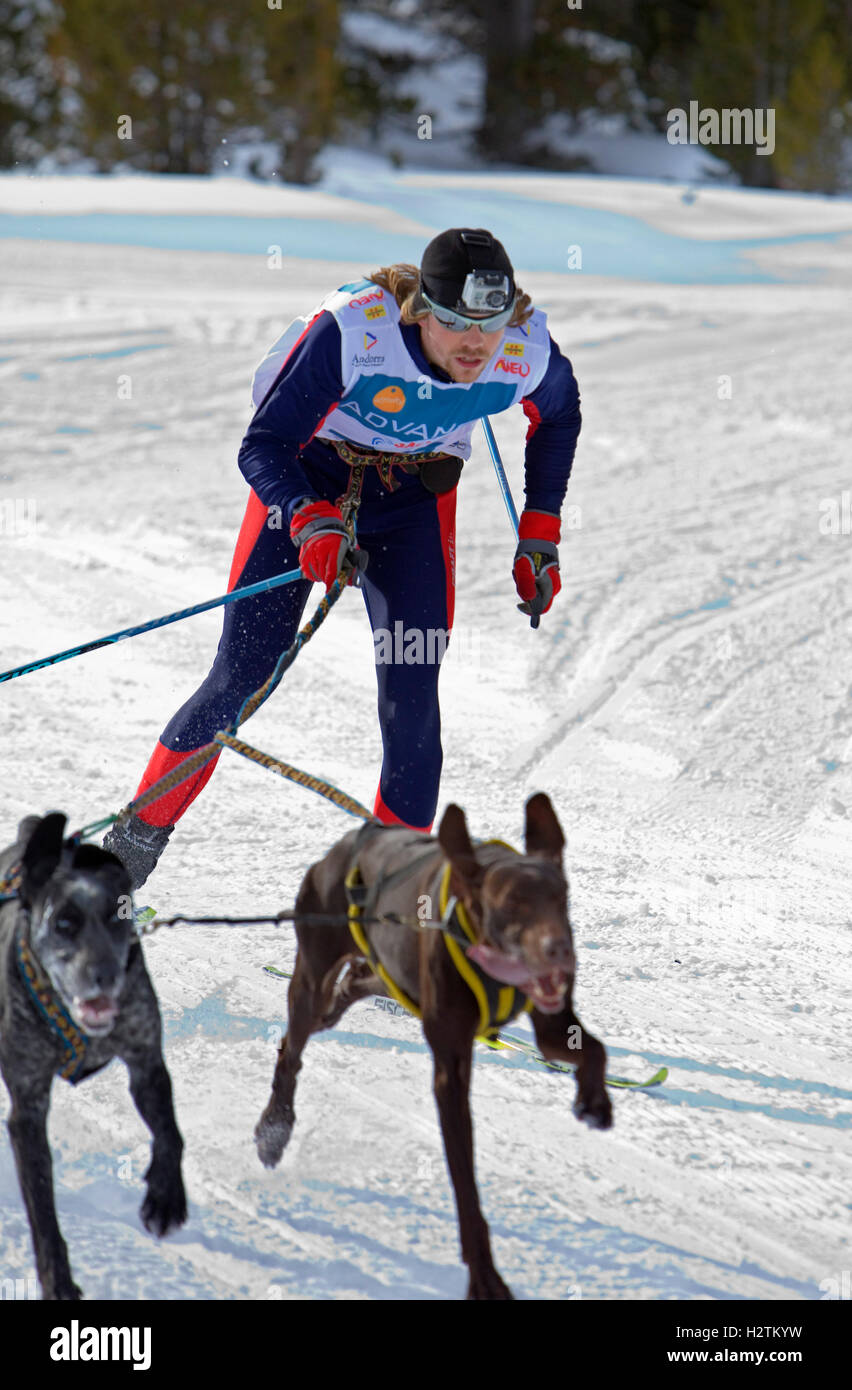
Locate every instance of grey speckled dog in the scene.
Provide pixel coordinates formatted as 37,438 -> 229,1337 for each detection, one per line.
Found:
0,812 -> 186,1300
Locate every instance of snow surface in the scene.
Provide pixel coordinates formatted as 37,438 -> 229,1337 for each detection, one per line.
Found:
0,170 -> 850,1301
3,162 -> 851,285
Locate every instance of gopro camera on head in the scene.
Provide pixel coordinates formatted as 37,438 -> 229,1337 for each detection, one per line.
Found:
460,271 -> 511,313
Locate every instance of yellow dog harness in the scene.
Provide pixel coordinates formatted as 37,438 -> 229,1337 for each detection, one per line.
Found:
345,840 -> 534,1043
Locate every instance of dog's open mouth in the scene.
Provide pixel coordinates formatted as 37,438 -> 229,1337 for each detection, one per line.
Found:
523,971 -> 569,1013
73,994 -> 120,1033
466,944 -> 570,1015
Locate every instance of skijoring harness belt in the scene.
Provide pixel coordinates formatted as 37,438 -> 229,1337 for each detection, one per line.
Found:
330,438 -> 463,498
343,824 -> 533,1042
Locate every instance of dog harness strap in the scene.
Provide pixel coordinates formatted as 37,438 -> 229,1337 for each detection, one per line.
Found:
345,865 -> 423,1019
15,933 -> 90,1083
343,832 -> 534,1040
344,823 -> 442,920
438,852 -> 535,1040
343,822 -> 389,920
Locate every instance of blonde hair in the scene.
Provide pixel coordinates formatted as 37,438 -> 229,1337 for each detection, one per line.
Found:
367,263 -> 534,327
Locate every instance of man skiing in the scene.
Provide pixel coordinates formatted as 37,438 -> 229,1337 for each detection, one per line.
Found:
104,228 -> 581,888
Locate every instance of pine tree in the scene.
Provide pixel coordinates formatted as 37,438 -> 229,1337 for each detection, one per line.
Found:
772,29 -> 848,190
50,1 -> 247,173
260,0 -> 340,184
449,0 -> 638,166
693,0 -> 849,190
608,0 -> 716,128
0,0 -> 60,166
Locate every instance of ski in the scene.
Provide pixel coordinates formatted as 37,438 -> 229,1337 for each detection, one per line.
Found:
133,904 -> 158,929
482,1032 -> 668,1088
261,965 -> 666,1088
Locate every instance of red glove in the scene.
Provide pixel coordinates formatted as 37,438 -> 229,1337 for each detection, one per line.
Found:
512,510 -> 561,619
289,499 -> 362,591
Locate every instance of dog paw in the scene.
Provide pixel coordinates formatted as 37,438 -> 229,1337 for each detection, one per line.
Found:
574,1089 -> 613,1130
254,1106 -> 294,1169
140,1174 -> 188,1237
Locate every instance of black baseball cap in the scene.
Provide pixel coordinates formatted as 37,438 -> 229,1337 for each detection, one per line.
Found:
420,228 -> 516,316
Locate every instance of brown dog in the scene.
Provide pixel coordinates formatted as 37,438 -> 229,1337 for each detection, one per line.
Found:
255,793 -> 612,1300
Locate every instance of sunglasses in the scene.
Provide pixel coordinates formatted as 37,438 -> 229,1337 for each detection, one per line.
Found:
421,290 -> 516,334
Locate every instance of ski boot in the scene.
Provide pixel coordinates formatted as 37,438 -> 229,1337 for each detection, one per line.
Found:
103,813 -> 174,892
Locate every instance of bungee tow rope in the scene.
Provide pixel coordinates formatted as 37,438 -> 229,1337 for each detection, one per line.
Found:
0,476 -> 373,901
2,417 -> 521,871
76,562 -> 370,844
0,433 -> 669,1094
0,566 -> 369,899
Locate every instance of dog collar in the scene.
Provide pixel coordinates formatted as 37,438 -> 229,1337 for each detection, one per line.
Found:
436,858 -> 534,1040
15,931 -> 91,1083
0,861 -> 22,904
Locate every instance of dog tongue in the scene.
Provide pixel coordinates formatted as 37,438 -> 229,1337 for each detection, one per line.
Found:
466,944 -> 537,987
77,995 -> 119,1028
466,947 -> 568,1014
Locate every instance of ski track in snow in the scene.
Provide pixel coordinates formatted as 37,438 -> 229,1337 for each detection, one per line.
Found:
0,208 -> 850,1301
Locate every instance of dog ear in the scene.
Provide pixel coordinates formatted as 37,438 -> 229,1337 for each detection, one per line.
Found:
16,815 -> 42,847
73,842 -> 132,894
524,793 -> 565,864
438,804 -> 484,899
19,812 -> 68,904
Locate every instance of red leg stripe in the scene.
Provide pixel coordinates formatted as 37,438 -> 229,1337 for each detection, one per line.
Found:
134,741 -> 221,828
226,489 -> 270,593
436,487 -> 458,632
373,786 -> 432,834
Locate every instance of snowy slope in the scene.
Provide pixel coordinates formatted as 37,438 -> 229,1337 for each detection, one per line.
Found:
0,173 -> 850,1300
4,163 -> 852,282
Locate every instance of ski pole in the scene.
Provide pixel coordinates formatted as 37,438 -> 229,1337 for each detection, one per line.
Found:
481,417 -> 540,630
0,567 -> 303,686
